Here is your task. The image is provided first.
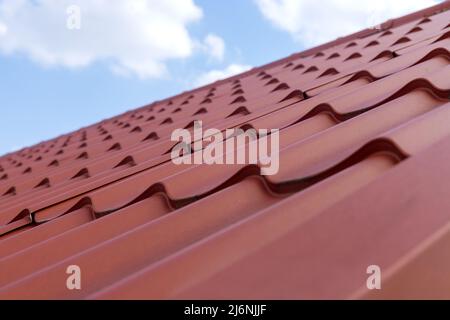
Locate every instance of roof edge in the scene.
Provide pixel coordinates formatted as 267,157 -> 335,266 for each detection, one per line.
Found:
124,1 -> 450,119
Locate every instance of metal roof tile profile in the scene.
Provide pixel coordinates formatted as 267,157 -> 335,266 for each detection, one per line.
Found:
1,2 -> 450,299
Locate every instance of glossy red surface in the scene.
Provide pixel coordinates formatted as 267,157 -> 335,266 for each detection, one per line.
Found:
1,1 -> 450,299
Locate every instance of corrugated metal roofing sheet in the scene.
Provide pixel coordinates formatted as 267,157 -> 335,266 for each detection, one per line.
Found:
1,1 -> 450,299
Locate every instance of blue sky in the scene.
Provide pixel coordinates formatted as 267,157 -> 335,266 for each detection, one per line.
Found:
0,0 -> 441,155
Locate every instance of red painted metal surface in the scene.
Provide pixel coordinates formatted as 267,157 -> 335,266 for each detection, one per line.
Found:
1,2 -> 450,299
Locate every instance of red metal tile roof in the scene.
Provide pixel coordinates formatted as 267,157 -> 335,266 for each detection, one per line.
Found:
1,2 -> 450,299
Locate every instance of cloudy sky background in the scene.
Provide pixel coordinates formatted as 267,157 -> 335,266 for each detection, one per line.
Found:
0,0 -> 442,155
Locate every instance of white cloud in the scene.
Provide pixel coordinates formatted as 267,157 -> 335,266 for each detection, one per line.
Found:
9,145 -> 23,152
194,64 -> 252,87
0,0 -> 204,78
0,21 -> 6,36
202,33 -> 225,61
254,0 -> 440,46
